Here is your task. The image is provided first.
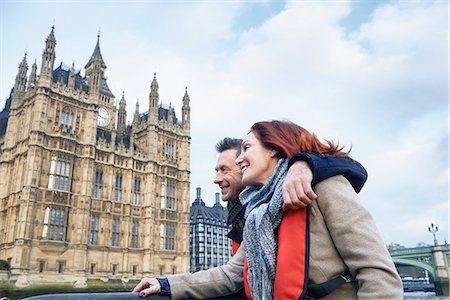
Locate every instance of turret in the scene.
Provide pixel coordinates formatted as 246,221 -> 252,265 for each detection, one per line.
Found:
168,102 -> 173,124
148,73 -> 159,124
182,87 -> 190,131
117,91 -> 127,136
68,62 -> 76,90
28,60 -> 37,89
133,100 -> 140,127
39,26 -> 56,86
14,53 -> 28,95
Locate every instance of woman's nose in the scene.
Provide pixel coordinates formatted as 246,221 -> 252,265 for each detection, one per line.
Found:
235,153 -> 243,165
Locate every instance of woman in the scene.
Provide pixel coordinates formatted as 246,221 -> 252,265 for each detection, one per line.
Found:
236,120 -> 402,299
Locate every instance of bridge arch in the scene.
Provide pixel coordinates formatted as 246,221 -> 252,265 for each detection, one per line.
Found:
392,257 -> 435,278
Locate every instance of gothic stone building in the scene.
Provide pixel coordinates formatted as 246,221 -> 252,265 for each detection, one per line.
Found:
0,27 -> 191,287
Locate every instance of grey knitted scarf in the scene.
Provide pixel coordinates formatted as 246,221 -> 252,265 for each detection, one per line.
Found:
240,159 -> 288,300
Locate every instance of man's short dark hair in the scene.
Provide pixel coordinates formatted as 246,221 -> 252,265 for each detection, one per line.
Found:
215,138 -> 242,155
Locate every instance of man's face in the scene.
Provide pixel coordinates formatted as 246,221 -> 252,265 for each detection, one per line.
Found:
214,149 -> 244,202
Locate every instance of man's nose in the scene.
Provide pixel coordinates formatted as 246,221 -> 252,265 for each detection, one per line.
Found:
213,173 -> 222,184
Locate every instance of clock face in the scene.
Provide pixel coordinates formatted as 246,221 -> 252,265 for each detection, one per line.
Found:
97,107 -> 110,127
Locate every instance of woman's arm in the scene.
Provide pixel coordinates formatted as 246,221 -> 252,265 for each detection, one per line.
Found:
314,176 -> 403,299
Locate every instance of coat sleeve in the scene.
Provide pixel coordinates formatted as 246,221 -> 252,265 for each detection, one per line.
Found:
315,176 -> 403,299
289,153 -> 368,193
167,244 -> 245,299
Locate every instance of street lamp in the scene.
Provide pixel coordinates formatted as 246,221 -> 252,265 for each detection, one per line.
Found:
428,223 -> 439,246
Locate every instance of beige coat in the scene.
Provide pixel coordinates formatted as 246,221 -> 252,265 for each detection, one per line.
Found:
167,176 -> 403,299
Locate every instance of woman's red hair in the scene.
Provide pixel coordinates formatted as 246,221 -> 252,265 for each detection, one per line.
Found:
250,120 -> 350,158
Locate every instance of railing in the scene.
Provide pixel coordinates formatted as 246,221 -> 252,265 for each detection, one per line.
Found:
22,292 -> 168,300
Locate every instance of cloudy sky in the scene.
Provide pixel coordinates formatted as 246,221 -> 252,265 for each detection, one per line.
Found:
1,0 -> 448,247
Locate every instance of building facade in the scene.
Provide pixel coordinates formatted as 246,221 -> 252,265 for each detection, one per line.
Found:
189,188 -> 232,272
0,27 -> 191,287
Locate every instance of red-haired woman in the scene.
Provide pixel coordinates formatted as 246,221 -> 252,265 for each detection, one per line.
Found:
235,120 -> 402,299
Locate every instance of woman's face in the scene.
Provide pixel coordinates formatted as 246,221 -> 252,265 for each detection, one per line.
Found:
236,132 -> 279,186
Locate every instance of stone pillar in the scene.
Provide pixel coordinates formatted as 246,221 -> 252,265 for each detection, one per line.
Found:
432,245 -> 449,296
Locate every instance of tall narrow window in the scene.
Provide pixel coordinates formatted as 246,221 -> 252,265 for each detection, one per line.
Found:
111,217 -> 120,246
48,155 -> 70,191
57,262 -> 64,273
92,170 -> 102,198
90,215 -> 99,244
39,261 -> 45,273
133,177 -> 141,205
165,222 -> 175,251
114,173 -> 122,202
166,179 -> 176,210
112,264 -> 118,275
42,206 -> 66,241
131,219 -> 139,248
160,183 -> 166,208
42,207 -> 50,238
159,224 -> 165,250
165,141 -> 174,160
61,107 -> 73,127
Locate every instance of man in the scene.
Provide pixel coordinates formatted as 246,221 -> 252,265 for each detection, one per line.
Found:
134,138 -> 367,298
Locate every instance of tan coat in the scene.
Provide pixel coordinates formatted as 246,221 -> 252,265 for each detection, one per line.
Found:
167,176 -> 403,299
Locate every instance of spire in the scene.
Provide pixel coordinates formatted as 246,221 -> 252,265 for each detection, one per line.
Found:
119,91 -> 126,107
133,99 -> 140,125
28,59 -> 37,88
85,32 -> 107,97
117,91 -> 127,136
14,53 -> 28,93
68,62 -> 76,89
151,72 -> 158,89
182,86 -> 191,130
46,25 -> 56,47
183,87 -> 190,105
148,72 -> 159,123
85,32 -> 107,69
168,103 -> 173,124
39,26 -> 57,86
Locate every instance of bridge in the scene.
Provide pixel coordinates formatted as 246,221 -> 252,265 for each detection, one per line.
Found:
389,243 -> 450,296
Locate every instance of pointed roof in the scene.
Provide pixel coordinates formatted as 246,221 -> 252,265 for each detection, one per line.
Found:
85,34 -> 107,69
119,91 -> 126,108
151,73 -> 158,89
183,87 -> 190,103
46,26 -> 56,44
19,53 -> 28,69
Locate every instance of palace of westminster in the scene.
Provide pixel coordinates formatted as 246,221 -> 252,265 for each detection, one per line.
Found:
0,27 -> 232,287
